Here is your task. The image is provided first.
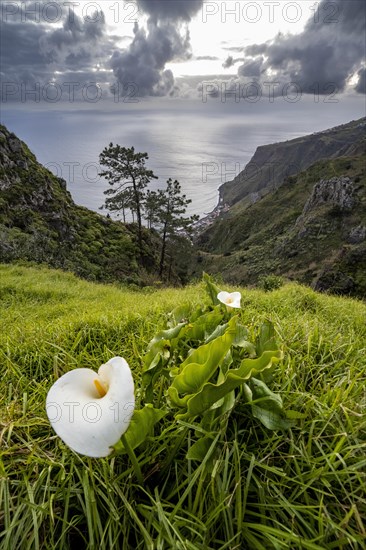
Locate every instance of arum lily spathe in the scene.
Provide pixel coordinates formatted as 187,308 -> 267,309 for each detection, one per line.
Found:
217,291 -> 241,309
46,357 -> 134,458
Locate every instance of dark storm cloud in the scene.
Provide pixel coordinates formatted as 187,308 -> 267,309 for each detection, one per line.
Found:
240,0 -> 366,94
237,57 -> 263,77
0,19 -> 58,101
110,19 -> 191,96
0,19 -> 48,76
111,1 -> 205,96
223,56 -> 245,69
136,0 -> 204,21
1,1 -> 204,100
223,56 -> 234,69
0,1 -> 114,101
40,8 -> 108,66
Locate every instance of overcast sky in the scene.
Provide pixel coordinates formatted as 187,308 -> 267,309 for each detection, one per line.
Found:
1,0 -> 365,102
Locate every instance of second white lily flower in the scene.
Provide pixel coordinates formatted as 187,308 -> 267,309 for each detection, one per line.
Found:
217,291 -> 241,309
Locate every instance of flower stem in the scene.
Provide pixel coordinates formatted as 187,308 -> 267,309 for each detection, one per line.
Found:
121,434 -> 144,485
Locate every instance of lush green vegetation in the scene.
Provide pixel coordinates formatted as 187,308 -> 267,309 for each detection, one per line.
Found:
1,264 -> 365,549
195,154 -> 366,298
0,125 -> 192,286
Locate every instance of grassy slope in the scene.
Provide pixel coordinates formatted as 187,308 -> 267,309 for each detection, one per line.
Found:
0,265 -> 365,549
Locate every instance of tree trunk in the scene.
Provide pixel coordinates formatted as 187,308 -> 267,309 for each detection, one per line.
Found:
132,180 -> 143,262
168,255 -> 173,282
159,222 -> 168,278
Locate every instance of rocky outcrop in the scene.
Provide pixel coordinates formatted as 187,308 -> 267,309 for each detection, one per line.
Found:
348,225 -> 366,244
8,136 -> 23,153
293,176 -> 358,242
302,177 -> 355,214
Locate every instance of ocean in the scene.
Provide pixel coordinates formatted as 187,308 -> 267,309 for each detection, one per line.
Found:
1,96 -> 364,218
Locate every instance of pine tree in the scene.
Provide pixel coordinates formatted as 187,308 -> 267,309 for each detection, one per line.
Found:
144,189 -> 162,229
99,144 -> 157,260
103,186 -> 135,223
154,179 -> 198,278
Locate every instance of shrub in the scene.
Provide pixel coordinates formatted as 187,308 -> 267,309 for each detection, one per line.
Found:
258,274 -> 284,291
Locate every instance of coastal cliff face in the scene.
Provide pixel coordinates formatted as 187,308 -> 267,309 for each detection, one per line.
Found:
220,118 -> 366,208
0,125 -> 161,285
195,120 -> 366,298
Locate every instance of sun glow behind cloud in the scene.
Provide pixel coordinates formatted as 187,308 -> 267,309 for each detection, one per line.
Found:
68,1 -> 310,78
172,1 -> 309,77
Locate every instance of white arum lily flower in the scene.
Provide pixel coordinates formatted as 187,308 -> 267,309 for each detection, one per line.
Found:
217,291 -> 241,309
46,357 -> 134,458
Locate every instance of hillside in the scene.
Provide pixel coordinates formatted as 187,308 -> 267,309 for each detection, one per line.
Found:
1,120 -> 365,297
0,264 -> 365,548
0,124 -> 164,286
220,117 -> 366,209
196,129 -> 366,298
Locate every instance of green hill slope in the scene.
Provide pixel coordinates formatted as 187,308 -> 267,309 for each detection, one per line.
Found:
1,264 -> 365,548
0,125 -> 162,285
196,154 -> 366,298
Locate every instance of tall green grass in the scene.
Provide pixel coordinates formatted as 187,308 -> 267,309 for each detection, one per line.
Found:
0,264 -> 365,549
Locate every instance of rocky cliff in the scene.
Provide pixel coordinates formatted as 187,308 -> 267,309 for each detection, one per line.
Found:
220,118 -> 366,208
195,152 -> 366,298
298,177 -> 355,218
0,125 -> 161,285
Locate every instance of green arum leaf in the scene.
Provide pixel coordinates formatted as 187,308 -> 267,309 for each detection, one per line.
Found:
185,307 -> 224,342
144,322 -> 187,365
233,323 -> 249,345
168,386 -> 192,408
143,322 -> 187,397
167,303 -> 193,327
208,366 -> 230,411
244,378 -> 295,430
206,322 -> 255,355
143,310 -> 224,400
203,272 -> 222,306
233,324 -> 257,356
169,316 -> 238,398
215,389 -> 236,419
255,321 -> 280,382
182,349 -> 283,418
119,404 -> 167,453
188,304 -> 206,323
204,321 -> 228,343
206,367 -> 236,425
220,349 -> 233,376
256,321 -> 279,355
